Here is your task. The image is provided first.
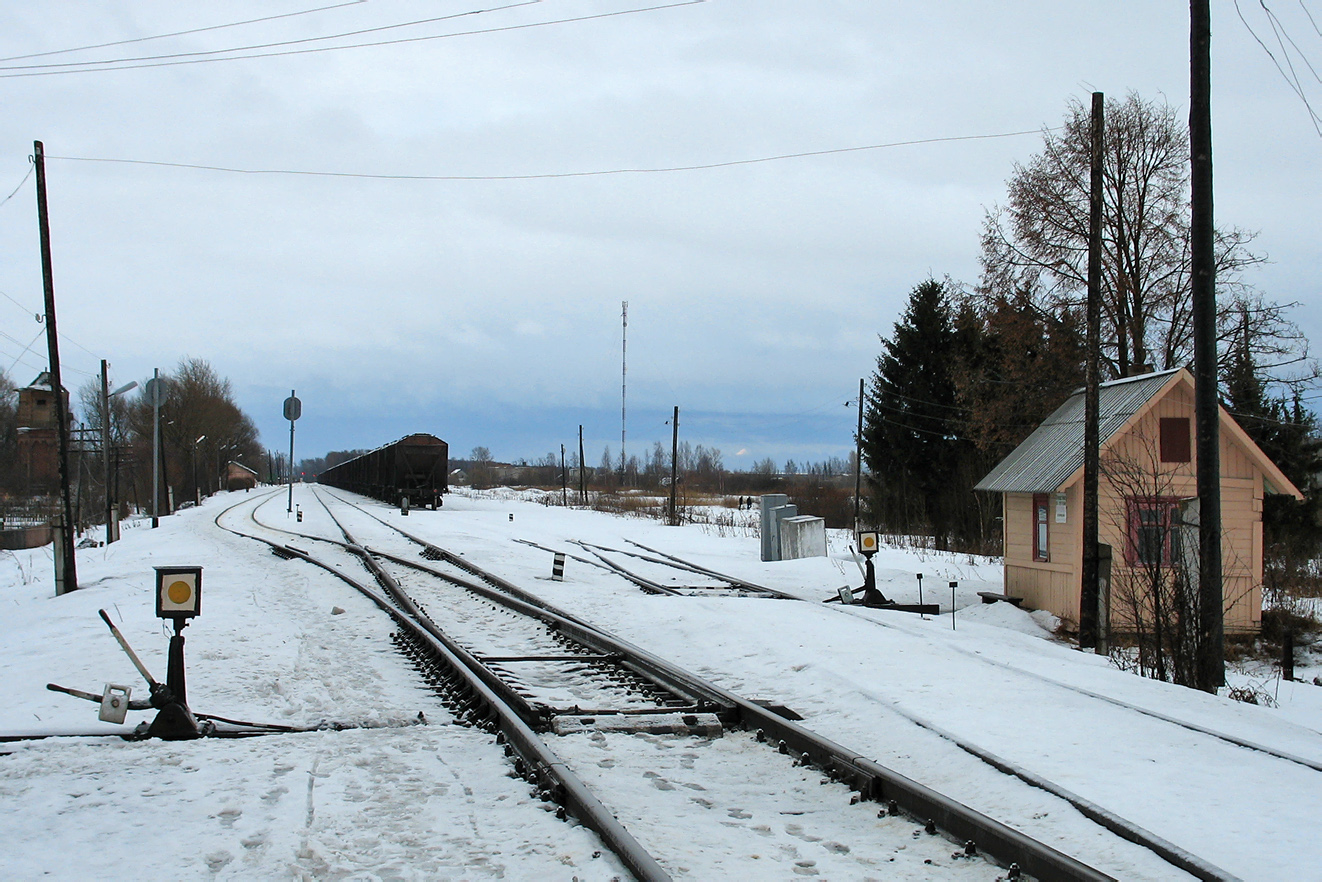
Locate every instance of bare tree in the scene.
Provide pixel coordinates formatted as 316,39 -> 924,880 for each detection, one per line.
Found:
1101,431 -> 1249,685
125,358 -> 263,509
468,446 -> 494,489
982,92 -> 1310,384
0,369 -> 17,493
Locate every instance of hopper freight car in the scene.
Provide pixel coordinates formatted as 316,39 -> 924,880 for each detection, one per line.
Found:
318,433 -> 448,509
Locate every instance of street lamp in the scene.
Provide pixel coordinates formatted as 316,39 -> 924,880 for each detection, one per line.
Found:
216,439 -> 238,493
192,435 -> 206,506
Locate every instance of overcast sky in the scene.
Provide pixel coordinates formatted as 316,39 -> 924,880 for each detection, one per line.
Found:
1,1 -> 1318,469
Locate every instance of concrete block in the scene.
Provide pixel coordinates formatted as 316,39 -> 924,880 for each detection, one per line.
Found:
769,504 -> 798,562
759,494 -> 789,561
780,515 -> 827,560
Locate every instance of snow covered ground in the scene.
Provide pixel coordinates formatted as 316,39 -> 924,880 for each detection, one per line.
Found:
3,485 -> 1320,880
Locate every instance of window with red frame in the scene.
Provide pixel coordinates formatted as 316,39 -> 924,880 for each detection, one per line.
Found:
1032,493 -> 1049,562
1127,497 -> 1184,566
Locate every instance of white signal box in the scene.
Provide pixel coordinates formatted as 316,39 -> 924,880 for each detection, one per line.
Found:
858,531 -> 880,555
155,566 -> 203,619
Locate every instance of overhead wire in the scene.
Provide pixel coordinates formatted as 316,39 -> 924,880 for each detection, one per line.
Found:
0,163 -> 33,210
3,328 -> 47,376
1303,0 -> 1322,37
47,128 -> 1048,182
1235,0 -> 1322,135
0,1 -> 367,62
0,0 -> 540,73
0,2 -> 703,78
0,288 -> 105,372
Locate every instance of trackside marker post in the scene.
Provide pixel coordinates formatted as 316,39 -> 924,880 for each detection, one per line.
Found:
148,565 -> 206,739
552,552 -> 566,581
284,392 -> 301,514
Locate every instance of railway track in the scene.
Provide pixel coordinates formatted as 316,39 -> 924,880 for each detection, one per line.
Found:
216,488 -> 1120,881
571,545 -> 1320,882
568,538 -> 1322,777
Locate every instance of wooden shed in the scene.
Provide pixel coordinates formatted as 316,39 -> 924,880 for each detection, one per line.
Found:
975,368 -> 1302,634
225,461 -> 259,491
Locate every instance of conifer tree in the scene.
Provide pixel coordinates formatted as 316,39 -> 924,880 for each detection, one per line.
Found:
1223,311 -> 1322,587
862,279 -> 972,549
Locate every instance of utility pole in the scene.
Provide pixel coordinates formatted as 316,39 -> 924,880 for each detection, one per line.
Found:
620,301 -> 628,484
853,378 -> 864,532
561,444 -> 567,507
578,425 -> 586,504
1080,92 -> 1104,651
151,368 -> 161,526
668,405 -> 679,526
34,140 -> 77,595
101,361 -> 113,545
1191,0 -> 1224,692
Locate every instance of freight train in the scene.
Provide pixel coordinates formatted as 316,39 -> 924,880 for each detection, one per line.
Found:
317,433 -> 448,509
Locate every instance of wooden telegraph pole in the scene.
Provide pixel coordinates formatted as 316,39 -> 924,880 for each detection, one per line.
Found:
1190,0 -> 1224,691
578,424 -> 587,504
33,141 -> 78,595
853,378 -> 864,532
102,360 -> 113,545
1079,93 -> 1104,651
668,406 -> 679,526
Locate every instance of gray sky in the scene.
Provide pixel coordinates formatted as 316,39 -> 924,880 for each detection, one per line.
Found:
1,1 -> 1318,469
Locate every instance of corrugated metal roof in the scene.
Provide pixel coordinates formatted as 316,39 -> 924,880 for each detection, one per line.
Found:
974,369 -> 1182,493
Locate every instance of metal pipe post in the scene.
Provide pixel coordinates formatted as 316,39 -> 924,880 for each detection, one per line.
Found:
287,389 -> 296,513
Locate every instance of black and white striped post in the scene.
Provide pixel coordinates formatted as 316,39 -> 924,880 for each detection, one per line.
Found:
552,552 -> 566,581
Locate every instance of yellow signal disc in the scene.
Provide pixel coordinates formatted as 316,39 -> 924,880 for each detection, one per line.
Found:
167,580 -> 193,604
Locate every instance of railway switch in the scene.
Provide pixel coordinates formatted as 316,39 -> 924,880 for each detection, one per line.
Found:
842,532 -> 939,615
147,565 -> 206,738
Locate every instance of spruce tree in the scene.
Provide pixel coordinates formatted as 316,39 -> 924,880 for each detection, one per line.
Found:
1223,312 -> 1322,588
863,280 -> 968,549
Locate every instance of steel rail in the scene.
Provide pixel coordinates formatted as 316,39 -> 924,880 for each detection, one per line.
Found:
309,490 -> 1117,882
625,539 -> 800,598
630,537 -> 1322,777
214,493 -> 673,882
568,541 -> 685,595
308,488 -> 720,718
830,597 -> 1322,774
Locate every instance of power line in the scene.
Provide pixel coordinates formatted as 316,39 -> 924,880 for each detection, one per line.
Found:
3,327 -> 47,376
1303,0 -> 1322,37
1,288 -> 106,366
0,162 -> 33,209
47,127 -> 1048,182
0,2 -> 702,79
0,1 -> 367,63
1235,0 -> 1322,135
0,1 -> 537,72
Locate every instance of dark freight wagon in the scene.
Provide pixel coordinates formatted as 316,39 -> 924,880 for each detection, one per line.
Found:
318,433 -> 448,509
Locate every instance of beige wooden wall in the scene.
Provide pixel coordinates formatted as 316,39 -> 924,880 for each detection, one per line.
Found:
1002,380 -> 1265,633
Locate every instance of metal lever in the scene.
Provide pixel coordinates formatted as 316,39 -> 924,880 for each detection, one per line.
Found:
45,682 -> 152,711
98,608 -> 160,689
